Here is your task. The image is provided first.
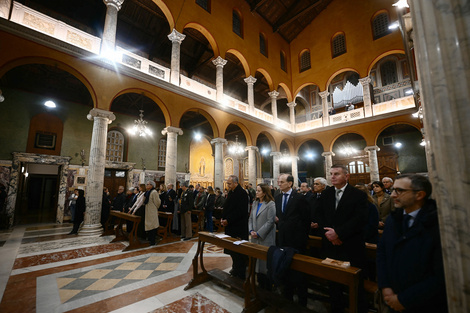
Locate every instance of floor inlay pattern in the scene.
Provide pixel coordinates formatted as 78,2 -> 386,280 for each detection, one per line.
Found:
151,292 -> 230,313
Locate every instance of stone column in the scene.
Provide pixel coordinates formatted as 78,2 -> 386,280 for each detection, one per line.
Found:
409,1 -> 470,311
364,146 -> 380,182
168,29 -> 186,85
245,146 -> 258,186
287,101 -> 297,127
212,56 -> 227,103
360,77 -> 373,117
81,109 -> 116,236
211,138 -> 227,189
244,76 -> 257,114
291,156 -> 299,188
270,151 -> 282,185
101,0 -> 124,55
322,151 -> 335,185
0,0 -> 11,19
162,126 -> 183,187
319,91 -> 330,126
268,90 -> 279,122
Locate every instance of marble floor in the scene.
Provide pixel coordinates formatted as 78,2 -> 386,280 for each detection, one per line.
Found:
0,224 -> 331,313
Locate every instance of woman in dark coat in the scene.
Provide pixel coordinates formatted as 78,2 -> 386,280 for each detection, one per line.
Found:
69,189 -> 85,234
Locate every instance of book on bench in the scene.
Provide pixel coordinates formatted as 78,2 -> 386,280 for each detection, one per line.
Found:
321,258 -> 351,268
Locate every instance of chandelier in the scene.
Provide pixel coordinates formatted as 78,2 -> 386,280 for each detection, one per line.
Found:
131,110 -> 152,137
228,135 -> 244,155
339,143 -> 357,156
279,149 -> 291,164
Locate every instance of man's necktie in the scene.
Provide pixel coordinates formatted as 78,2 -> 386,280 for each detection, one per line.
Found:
335,189 -> 342,209
403,214 -> 412,232
282,193 -> 289,213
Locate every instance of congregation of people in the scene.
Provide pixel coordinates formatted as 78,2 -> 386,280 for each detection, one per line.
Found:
67,166 -> 447,313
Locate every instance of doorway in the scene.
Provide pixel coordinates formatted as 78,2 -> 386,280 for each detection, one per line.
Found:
104,169 -> 127,200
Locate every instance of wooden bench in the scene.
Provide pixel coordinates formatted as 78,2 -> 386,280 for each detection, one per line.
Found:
157,211 -> 173,239
107,210 -> 149,252
185,231 -> 362,313
191,209 -> 204,235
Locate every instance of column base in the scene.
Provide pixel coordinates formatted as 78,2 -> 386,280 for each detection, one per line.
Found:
79,223 -> 104,236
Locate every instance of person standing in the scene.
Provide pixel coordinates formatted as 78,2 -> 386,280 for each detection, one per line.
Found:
144,181 -> 160,246
68,189 -> 79,223
372,181 -> 394,228
382,177 -> 394,195
165,183 -> 177,213
69,189 -> 85,235
129,184 -> 146,238
221,175 -> 249,279
249,183 -> 276,289
204,186 -> 216,232
377,174 -> 447,313
112,185 -> 126,212
101,187 -> 111,229
179,182 -> 194,241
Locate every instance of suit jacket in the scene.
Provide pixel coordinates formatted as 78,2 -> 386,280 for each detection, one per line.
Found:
205,193 -> 215,211
222,184 -> 249,240
275,190 -> 310,252
309,193 -> 322,236
194,191 -> 207,210
165,189 -> 177,213
317,184 -> 368,267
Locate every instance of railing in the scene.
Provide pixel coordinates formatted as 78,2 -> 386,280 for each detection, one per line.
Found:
330,108 -> 364,125
372,95 -> 415,115
254,108 -> 273,123
116,47 -> 170,82
296,117 -> 323,131
180,75 -> 217,101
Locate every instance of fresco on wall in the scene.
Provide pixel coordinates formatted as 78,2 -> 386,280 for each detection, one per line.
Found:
189,138 -> 214,186
0,166 -> 11,190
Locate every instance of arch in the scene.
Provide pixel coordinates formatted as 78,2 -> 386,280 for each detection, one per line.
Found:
0,57 -> 97,107
232,7 -> 244,38
299,48 -> 311,72
329,130 -> 367,152
177,108 -> 220,138
295,138 -> 325,155
277,82 -> 293,102
255,68 -> 273,90
374,121 -> 421,146
293,82 -> 321,99
255,130 -> 276,151
367,50 -> 405,75
226,49 -> 250,78
183,22 -> 220,57
371,8 -> 390,20
331,31 -> 347,58
222,121 -> 253,146
111,88 -> 171,126
279,138 -> 295,154
325,67 -> 360,90
152,0 -> 175,31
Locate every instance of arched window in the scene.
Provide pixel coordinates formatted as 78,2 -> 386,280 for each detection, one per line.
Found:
372,12 -> 391,40
232,10 -> 243,38
380,60 -> 398,86
332,33 -> 346,58
299,50 -> 311,72
357,161 -> 365,173
280,50 -> 287,72
348,161 -> 356,174
196,0 -> 211,13
158,138 -> 167,168
259,33 -> 267,57
106,130 -> 124,162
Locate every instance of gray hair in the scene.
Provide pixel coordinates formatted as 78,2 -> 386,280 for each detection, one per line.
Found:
146,181 -> 156,188
314,177 -> 327,186
228,175 -> 239,183
382,177 -> 393,183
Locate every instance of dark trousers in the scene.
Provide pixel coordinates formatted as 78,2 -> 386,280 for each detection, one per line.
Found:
329,277 -> 367,313
204,210 -> 213,232
147,228 -> 157,245
283,269 -> 308,306
230,251 -> 247,279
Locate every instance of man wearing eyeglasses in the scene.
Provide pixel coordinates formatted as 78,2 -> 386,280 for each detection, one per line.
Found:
377,174 -> 447,313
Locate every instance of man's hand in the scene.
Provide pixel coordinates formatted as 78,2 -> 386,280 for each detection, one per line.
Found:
382,288 -> 405,312
250,231 -> 258,238
275,216 -> 279,223
311,222 -> 318,229
324,227 -> 342,245
221,219 -> 228,227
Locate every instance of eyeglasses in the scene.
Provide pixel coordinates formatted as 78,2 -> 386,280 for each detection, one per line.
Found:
391,188 -> 419,195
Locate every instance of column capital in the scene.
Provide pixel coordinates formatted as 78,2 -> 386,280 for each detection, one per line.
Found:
268,90 -> 279,99
291,155 -> 299,161
103,0 -> 125,10
359,77 -> 372,86
270,151 -> 282,157
245,146 -> 259,152
319,90 -> 330,99
364,145 -> 380,152
244,76 -> 257,85
287,101 -> 297,108
161,126 -> 183,136
211,137 -> 227,145
87,108 -> 116,123
212,56 -> 227,67
167,29 -> 186,44
321,151 -> 335,157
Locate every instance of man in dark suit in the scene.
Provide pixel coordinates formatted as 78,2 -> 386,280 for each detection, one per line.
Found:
317,164 -> 368,313
164,183 -> 177,213
275,173 -> 310,306
221,175 -> 249,279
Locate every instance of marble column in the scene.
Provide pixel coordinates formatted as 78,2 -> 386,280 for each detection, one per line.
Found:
359,77 -> 373,117
364,146 -> 380,182
268,90 -> 279,122
0,0 -> 11,19
168,29 -> 186,85
211,138 -> 227,189
245,146 -> 258,186
287,101 -> 297,128
101,0 -> 124,55
81,109 -> 116,236
322,151 -> 335,185
162,126 -> 183,187
319,91 -> 330,126
270,151 -> 281,185
291,156 -> 299,188
409,1 -> 470,311
244,76 -> 257,114
212,56 -> 227,103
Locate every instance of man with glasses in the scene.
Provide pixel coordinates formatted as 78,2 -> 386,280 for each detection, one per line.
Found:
382,177 -> 394,194
377,174 -> 447,313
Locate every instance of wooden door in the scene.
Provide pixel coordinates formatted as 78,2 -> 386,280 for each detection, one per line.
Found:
104,169 -> 127,200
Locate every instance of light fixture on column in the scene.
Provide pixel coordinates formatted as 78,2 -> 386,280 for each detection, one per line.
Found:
129,110 -> 152,137
228,135 -> 244,155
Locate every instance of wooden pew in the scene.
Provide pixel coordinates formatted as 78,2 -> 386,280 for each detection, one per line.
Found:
157,211 -> 173,239
191,209 -> 204,235
108,210 -> 149,251
185,231 -> 361,313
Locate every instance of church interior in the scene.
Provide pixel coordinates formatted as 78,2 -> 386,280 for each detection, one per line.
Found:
0,0 -> 468,312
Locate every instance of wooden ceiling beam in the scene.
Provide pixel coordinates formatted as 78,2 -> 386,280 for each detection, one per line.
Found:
273,0 -> 322,32
250,0 -> 270,13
